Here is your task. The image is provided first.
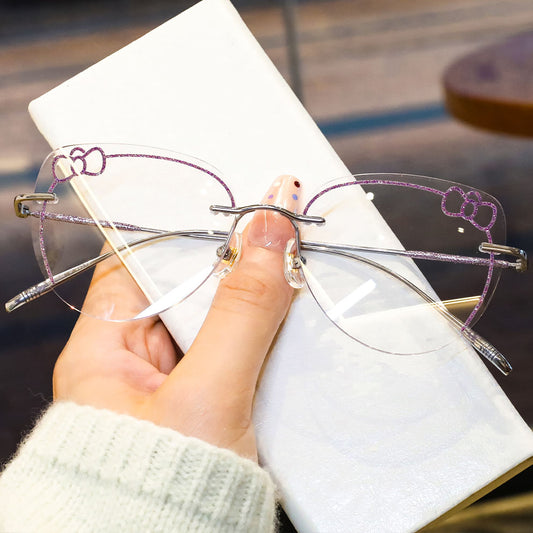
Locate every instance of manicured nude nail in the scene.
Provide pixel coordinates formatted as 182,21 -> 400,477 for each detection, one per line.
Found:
262,174 -> 301,211
247,175 -> 302,251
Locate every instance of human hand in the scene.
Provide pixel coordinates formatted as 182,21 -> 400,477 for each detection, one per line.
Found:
53,175 -> 301,460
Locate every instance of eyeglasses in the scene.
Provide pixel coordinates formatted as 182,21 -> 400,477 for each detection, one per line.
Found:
6,144 -> 527,375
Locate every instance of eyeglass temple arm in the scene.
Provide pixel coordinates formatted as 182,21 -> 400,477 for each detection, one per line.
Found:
312,244 -> 512,375
7,204 -> 524,314
17,195 -> 526,273
301,241 -> 527,272
4,229 -> 229,313
21,205 -> 528,273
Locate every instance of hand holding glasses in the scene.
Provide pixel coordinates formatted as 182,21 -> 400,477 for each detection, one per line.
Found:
6,144 -> 527,375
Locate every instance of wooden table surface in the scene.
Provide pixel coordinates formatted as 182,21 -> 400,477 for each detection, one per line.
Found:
443,31 -> 533,137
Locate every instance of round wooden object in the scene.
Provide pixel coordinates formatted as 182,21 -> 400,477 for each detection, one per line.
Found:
443,32 -> 533,137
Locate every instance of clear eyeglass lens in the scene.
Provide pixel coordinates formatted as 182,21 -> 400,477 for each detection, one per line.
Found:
302,174 -> 506,355
31,144 -> 235,321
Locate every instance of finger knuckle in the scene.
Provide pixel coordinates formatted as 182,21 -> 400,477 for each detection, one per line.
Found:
217,270 -> 283,314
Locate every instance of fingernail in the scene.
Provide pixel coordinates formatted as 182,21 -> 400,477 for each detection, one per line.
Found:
261,174 -> 301,211
247,175 -> 302,251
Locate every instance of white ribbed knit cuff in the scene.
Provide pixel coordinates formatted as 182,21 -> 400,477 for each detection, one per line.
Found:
0,402 -> 276,533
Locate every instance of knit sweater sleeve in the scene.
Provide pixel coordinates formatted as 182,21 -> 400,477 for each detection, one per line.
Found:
0,402 -> 277,533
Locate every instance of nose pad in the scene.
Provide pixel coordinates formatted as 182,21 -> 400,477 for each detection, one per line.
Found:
284,238 -> 305,289
214,232 -> 242,278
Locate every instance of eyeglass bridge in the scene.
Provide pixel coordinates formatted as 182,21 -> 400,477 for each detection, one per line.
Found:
210,203 -> 326,225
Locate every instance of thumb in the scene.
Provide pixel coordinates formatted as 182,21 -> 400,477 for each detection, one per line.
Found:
172,175 -> 301,397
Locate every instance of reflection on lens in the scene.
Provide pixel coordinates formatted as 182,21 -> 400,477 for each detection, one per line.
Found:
302,248 -> 458,354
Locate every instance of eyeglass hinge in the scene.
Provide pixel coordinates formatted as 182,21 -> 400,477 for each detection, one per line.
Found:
14,193 -> 57,218
479,242 -> 528,272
